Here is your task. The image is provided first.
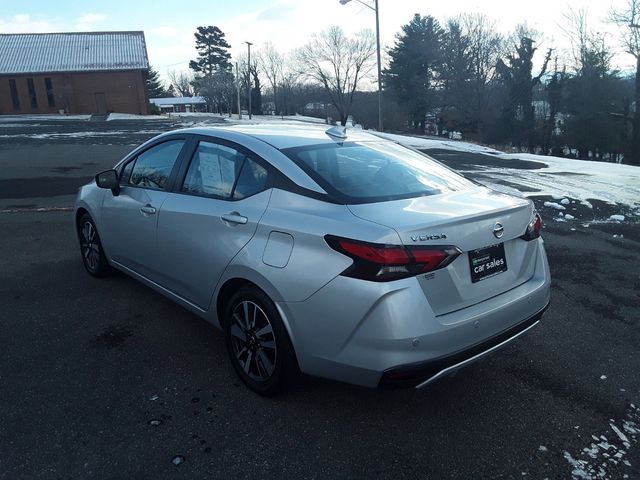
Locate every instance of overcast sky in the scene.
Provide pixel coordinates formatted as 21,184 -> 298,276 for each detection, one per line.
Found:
0,0 -> 634,83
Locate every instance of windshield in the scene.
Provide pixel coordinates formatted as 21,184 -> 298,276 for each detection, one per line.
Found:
282,141 -> 473,203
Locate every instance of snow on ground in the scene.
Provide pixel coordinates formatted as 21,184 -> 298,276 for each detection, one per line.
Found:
494,152 -> 640,211
0,130 -> 166,140
0,114 -> 91,122
562,403 -> 639,479
373,131 -> 502,154
175,113 -> 329,129
223,113 -> 327,125
379,132 -> 640,214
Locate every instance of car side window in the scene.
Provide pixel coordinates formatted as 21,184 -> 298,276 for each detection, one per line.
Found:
182,141 -> 268,199
125,140 -> 185,190
233,158 -> 268,199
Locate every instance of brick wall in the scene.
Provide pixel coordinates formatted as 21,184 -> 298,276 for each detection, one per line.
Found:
0,70 -> 148,115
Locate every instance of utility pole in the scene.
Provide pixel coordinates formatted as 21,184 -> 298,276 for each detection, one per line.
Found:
374,0 -> 382,132
339,0 -> 383,132
244,41 -> 253,119
235,62 -> 242,120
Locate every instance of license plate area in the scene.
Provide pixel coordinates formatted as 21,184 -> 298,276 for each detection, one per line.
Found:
468,243 -> 507,283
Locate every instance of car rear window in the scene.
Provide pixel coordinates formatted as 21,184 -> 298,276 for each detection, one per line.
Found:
282,141 -> 472,203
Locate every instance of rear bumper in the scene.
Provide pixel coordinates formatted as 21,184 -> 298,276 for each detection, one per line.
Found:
277,239 -> 551,388
379,302 -> 549,388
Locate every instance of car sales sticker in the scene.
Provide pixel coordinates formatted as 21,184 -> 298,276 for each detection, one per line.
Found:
468,243 -> 508,283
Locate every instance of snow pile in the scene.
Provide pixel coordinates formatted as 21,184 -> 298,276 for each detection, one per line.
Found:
562,403 -> 639,479
565,214 -> 575,220
544,201 -> 566,210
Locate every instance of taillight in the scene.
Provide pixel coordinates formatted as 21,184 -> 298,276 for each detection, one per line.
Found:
521,212 -> 542,241
325,235 -> 461,282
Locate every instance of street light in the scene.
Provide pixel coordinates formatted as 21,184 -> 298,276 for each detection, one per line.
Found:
339,0 -> 383,132
244,41 -> 253,120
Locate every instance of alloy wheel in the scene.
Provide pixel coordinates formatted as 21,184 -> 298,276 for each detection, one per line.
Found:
80,221 -> 101,271
229,300 -> 277,382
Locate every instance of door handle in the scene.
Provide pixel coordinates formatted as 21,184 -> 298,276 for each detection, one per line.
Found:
140,205 -> 157,215
221,212 -> 248,225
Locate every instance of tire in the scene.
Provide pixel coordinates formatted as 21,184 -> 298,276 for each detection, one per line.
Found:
223,286 -> 298,396
77,213 -> 111,277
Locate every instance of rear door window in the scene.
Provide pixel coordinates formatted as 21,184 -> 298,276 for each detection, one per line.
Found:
233,158 -> 268,199
182,141 -> 269,200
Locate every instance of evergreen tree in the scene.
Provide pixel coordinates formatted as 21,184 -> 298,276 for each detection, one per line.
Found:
543,60 -> 565,155
563,37 -> 626,160
189,26 -> 232,75
385,14 -> 444,133
440,19 -> 473,133
496,28 -> 551,151
146,66 -> 169,98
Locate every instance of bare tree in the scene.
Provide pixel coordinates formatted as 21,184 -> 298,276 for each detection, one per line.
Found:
196,71 -> 235,115
459,14 -> 504,137
257,42 -> 284,115
611,0 -> 640,164
237,53 -> 262,115
279,53 -> 302,116
560,8 -> 591,72
167,70 -> 196,97
297,26 -> 376,125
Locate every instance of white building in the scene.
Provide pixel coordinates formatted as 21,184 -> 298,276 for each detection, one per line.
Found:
149,96 -> 206,113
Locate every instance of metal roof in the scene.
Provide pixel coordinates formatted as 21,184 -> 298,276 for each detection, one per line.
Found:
0,31 -> 149,75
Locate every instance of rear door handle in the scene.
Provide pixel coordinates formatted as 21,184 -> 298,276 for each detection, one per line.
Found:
221,212 -> 248,225
140,205 -> 157,215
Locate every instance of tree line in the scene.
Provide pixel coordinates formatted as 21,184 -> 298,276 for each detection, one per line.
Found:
146,3 -> 640,165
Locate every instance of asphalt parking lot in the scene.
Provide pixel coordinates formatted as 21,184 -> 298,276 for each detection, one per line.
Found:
1,118 -> 639,479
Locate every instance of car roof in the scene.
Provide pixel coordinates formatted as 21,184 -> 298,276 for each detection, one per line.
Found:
176,123 -> 386,150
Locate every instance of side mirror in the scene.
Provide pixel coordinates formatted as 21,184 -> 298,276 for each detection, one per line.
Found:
95,169 -> 120,196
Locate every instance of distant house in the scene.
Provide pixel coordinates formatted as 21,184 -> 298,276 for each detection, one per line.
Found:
0,31 -> 150,115
303,102 -> 329,114
261,101 -> 276,115
149,96 -> 207,113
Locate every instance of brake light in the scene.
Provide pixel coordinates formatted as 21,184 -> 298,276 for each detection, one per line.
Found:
325,235 -> 461,282
521,212 -> 543,241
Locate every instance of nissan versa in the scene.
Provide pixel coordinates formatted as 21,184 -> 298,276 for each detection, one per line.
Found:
75,124 -> 550,395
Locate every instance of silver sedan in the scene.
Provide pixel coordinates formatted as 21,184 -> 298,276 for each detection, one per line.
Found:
75,125 -> 550,395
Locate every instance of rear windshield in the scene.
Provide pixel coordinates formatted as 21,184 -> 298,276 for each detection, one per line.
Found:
282,141 -> 473,203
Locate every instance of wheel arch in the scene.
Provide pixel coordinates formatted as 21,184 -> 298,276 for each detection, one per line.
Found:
213,270 -> 299,359
75,206 -> 89,227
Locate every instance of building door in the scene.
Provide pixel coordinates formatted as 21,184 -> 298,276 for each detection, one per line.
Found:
94,92 -> 107,114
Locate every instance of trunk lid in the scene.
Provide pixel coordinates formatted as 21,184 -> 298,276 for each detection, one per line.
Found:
348,187 -> 538,316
